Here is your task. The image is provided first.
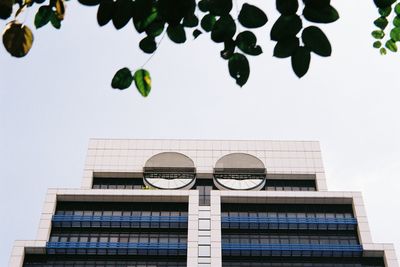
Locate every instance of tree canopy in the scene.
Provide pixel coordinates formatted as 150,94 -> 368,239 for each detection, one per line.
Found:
0,0 -> 394,96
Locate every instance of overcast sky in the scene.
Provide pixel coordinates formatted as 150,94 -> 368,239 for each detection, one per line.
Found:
1,0 -> 400,265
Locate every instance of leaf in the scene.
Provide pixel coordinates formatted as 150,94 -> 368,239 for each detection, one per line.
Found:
302,0 -> 330,9
371,29 -> 385,39
157,0 -> 194,25
134,8 -> 157,33
200,13 -> 216,32
112,0 -> 132,29
395,3 -> 400,15
111,68 -> 133,89
380,47 -> 387,55
220,39 -> 235,59
273,37 -> 299,58
50,12 -> 61,29
132,0 -> 153,21
374,17 -> 388,30
374,0 -> 395,8
193,29 -> 202,39
379,6 -> 392,17
183,14 -> 198,27
139,36 -> 157,53
167,24 -> 186,43
55,0 -> 65,20
134,69 -> 151,97
276,0 -> 298,15
145,20 -> 165,37
291,46 -> 310,78
373,40 -> 382,48
228,53 -> 250,87
394,16 -> 400,27
235,31 -> 262,56
390,27 -> 400,41
0,0 -> 14,19
198,0 -> 210,12
78,0 -> 100,6
238,3 -> 268,28
97,0 -> 113,26
385,39 -> 397,52
270,15 -> 302,41
208,0 -> 232,16
34,5 -> 52,29
303,5 -> 339,23
2,22 -> 34,57
211,15 -> 236,43
301,26 -> 331,57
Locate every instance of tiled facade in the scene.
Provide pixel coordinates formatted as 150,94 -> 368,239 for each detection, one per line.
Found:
9,139 -> 398,267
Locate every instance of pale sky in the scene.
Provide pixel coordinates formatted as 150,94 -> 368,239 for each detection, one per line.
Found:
1,1 -> 399,265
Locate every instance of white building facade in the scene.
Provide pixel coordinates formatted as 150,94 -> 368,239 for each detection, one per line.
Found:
9,139 -> 399,267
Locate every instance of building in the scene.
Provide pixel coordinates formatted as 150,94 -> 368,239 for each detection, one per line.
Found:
9,139 -> 399,267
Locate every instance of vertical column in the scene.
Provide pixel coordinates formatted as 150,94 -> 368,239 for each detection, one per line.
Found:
188,191 -> 199,267
210,190 -> 222,267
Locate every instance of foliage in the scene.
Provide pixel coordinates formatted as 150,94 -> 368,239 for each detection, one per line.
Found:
0,0 -> 342,97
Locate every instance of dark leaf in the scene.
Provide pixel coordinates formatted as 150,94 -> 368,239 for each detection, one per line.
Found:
394,16 -> 400,27
134,69 -> 151,97
238,3 -> 268,28
270,15 -> 302,41
276,0 -> 298,15
303,5 -> 339,23
302,0 -> 330,9
97,0 -> 114,26
132,0 -> 153,21
220,39 -> 235,59
371,29 -> 385,39
211,15 -> 236,43
390,27 -> 400,41
145,20 -> 165,37
235,31 -> 262,56
111,67 -> 133,89
291,46 -> 310,78
0,0 -> 14,19
158,0 -> 192,24
200,13 -> 216,32
139,36 -> 157,53
193,29 -> 202,39
34,5 -> 52,29
395,3 -> 400,15
374,0 -> 395,8
50,12 -> 61,28
167,24 -> 186,43
373,40 -> 382,48
78,0 -> 100,6
228,53 -> 250,87
374,17 -> 388,29
3,22 -> 34,57
112,0 -> 133,29
379,6 -> 392,17
385,39 -> 397,52
134,7 -> 157,33
198,0 -> 210,12
208,0 -> 232,16
183,14 -> 198,27
301,26 -> 331,56
273,37 -> 299,58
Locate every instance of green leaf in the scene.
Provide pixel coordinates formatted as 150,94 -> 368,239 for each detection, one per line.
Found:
157,0 -> 194,25
235,31 -> 262,56
167,24 -> 186,43
139,36 -> 157,53
111,68 -> 133,89
301,26 -> 331,57
50,12 -> 61,29
35,6 -> 52,29
302,0 -> 330,9
395,3 -> 400,15
134,7 -> 157,33
134,69 -> 151,97
97,0 -> 114,26
112,0 -> 132,29
201,13 -> 216,32
78,0 -> 100,6
371,29 -> 385,39
211,15 -> 236,43
238,3 -> 268,28
198,0 -> 210,12
273,37 -> 299,58
303,5 -> 339,23
374,0 -> 395,8
208,0 -> 232,16
193,29 -> 202,39
132,0 -> 153,21
379,6 -> 392,17
228,53 -> 250,87
183,14 -> 199,27
276,0 -> 298,15
394,16 -> 400,27
2,22 -> 34,57
0,0 -> 14,19
291,46 -> 310,78
390,27 -> 400,41
385,39 -> 398,52
374,17 -> 388,30
380,47 -> 387,55
373,40 -> 382,48
220,39 -> 235,59
270,15 -> 302,41
145,20 -> 165,37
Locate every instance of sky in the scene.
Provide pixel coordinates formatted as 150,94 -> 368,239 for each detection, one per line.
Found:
1,0 -> 400,265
